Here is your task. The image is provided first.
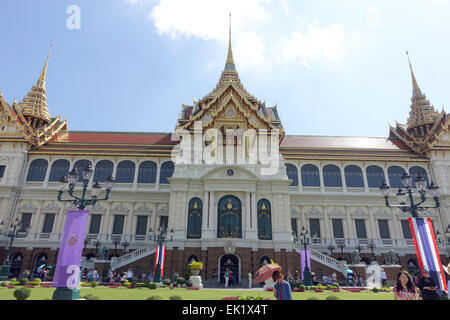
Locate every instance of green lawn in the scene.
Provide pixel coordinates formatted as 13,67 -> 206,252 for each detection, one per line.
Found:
0,287 -> 394,300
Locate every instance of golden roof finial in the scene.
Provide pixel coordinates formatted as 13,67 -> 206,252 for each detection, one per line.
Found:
224,13 -> 236,72
37,43 -> 54,89
406,51 -> 421,95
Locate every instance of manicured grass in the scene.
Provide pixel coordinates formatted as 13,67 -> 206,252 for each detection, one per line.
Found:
0,287 -> 394,300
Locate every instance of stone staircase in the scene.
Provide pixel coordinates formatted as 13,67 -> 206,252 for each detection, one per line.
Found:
293,244 -> 348,276
110,243 -> 157,271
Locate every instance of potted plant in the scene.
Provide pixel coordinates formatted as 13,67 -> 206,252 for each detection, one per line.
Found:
188,261 -> 203,276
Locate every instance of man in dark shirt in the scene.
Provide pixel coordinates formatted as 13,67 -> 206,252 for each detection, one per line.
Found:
418,270 -> 439,300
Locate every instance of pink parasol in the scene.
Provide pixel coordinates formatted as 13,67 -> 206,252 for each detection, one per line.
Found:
252,264 -> 281,283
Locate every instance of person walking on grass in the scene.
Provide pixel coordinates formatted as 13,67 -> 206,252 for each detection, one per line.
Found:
272,270 -> 292,300
394,271 -> 418,300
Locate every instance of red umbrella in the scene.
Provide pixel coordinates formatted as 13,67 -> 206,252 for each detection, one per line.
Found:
253,264 -> 281,283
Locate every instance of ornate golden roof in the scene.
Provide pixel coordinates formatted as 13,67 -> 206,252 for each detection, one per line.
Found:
18,44 -> 53,128
406,52 -> 440,130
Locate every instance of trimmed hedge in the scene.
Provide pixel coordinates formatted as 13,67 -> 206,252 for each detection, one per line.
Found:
13,287 -> 31,300
147,295 -> 163,300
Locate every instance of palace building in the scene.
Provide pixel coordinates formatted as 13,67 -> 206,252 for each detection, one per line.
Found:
0,28 -> 449,285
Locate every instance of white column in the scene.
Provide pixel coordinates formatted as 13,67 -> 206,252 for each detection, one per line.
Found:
246,192 -> 251,230
209,192 -> 215,229
202,192 -> 209,229
251,193 -> 257,229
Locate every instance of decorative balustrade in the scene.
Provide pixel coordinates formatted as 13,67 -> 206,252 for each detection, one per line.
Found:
110,243 -> 157,270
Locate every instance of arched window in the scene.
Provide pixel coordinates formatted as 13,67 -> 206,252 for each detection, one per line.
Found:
344,165 -> 364,188
259,256 -> 271,267
257,199 -> 272,240
10,253 -> 23,276
26,159 -> 48,182
301,164 -> 320,187
93,160 -> 114,182
187,255 -> 199,265
160,161 -> 174,184
409,166 -> 429,188
49,159 -> 70,182
285,164 -> 299,186
187,198 -> 202,239
323,164 -> 342,187
366,166 -> 385,188
138,161 -> 157,183
115,161 -> 135,183
388,166 -> 406,189
74,160 -> 92,182
217,195 -> 242,239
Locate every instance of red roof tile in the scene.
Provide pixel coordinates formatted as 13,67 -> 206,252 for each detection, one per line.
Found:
281,136 -> 408,150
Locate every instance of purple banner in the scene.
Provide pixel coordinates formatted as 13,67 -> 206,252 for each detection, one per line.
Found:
300,249 -> 311,280
53,210 -> 89,288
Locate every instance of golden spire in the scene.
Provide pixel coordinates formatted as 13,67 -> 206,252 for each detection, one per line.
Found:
405,51 -> 439,131
37,43 -> 53,89
406,51 -> 422,96
224,13 -> 236,72
19,43 -> 53,127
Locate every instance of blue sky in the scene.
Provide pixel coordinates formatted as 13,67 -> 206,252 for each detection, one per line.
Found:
1,0 -> 449,137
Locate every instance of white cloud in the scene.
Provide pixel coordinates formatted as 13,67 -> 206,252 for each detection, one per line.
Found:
276,23 -> 345,66
149,0 -> 271,41
234,32 -> 266,69
280,0 -> 290,16
367,5 -> 381,30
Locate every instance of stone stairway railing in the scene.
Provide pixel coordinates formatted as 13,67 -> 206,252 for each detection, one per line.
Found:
110,243 -> 157,271
293,244 -> 348,276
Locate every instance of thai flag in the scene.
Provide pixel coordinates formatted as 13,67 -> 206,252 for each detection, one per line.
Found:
153,245 -> 166,277
409,217 -> 447,291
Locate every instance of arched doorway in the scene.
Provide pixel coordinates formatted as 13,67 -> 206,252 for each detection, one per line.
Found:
219,254 -> 240,284
217,195 -> 242,239
407,259 -> 420,278
32,253 -> 48,278
10,253 -> 24,277
259,256 -> 271,267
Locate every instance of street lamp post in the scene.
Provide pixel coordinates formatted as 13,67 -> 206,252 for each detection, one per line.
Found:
149,225 -> 174,283
337,241 -> 346,260
368,240 -> 376,259
57,165 -> 114,211
53,165 -> 114,300
121,238 -> 130,254
379,174 -> 440,218
327,242 -> 335,257
293,227 -> 312,286
0,219 -> 29,281
112,238 -> 121,256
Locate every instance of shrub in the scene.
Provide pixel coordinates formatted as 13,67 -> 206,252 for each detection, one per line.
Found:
310,286 -> 317,290
144,280 -> 150,287
372,288 -> 380,293
32,278 -> 41,284
332,282 -> 340,288
123,281 -> 131,287
327,285 -> 332,290
325,295 -> 341,300
13,287 -> 31,300
90,282 -> 98,288
162,279 -> 171,286
1,282 -> 7,287
9,281 -> 20,286
147,295 -> 163,300
176,277 -> 185,285
137,283 -> 147,288
169,295 -> 183,300
131,281 -> 138,288
299,284 -> 305,290
185,280 -> 193,287
307,297 -> 320,300
148,282 -> 157,290
19,278 -> 29,286
188,261 -> 204,270
83,294 -> 101,300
